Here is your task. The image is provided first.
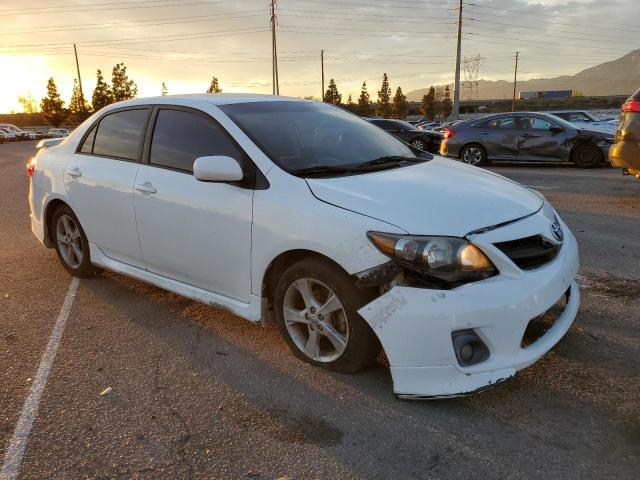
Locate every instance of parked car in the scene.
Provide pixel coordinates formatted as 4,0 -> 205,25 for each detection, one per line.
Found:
0,123 -> 32,140
547,110 -> 617,134
29,95 -> 579,398
609,88 -> 640,179
366,118 -> 442,153
440,112 -> 613,168
432,120 -> 461,132
417,121 -> 443,131
48,128 -> 70,138
0,127 -> 17,142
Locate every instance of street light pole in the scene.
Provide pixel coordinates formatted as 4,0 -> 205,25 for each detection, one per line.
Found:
451,0 -> 463,120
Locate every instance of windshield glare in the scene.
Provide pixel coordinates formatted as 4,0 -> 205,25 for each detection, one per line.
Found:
220,101 -> 415,172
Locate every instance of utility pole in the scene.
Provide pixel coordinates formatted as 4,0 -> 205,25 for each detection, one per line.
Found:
321,49 -> 325,101
512,51 -> 519,112
73,43 -> 86,112
451,0 -> 463,120
270,0 -> 279,95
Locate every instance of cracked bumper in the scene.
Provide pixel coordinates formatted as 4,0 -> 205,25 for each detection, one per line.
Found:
358,209 -> 580,398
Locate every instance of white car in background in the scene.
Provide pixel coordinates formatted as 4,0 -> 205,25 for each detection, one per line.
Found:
547,110 -> 617,134
0,127 -> 17,142
48,128 -> 70,138
0,123 -> 34,140
28,95 -> 580,398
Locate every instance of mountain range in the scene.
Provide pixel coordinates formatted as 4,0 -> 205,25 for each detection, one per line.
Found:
406,49 -> 640,101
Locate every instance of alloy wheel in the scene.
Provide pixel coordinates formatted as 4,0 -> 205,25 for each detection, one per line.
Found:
56,214 -> 83,268
411,139 -> 425,150
463,147 -> 483,165
283,277 -> 349,363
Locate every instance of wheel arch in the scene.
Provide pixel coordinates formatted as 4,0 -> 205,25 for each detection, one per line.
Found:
43,198 -> 72,248
261,249 -> 352,305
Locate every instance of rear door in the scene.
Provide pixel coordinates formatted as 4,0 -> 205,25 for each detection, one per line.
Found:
476,116 -> 519,159
64,107 -> 150,268
132,106 -> 254,302
516,116 -> 567,161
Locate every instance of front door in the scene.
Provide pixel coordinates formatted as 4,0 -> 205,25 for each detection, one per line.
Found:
64,108 -> 150,268
133,107 -> 253,302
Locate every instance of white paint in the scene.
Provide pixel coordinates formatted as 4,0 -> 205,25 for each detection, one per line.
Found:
28,94 -> 581,398
0,278 -> 79,480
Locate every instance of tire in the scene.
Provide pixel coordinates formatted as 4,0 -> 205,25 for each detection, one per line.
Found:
410,138 -> 425,151
572,143 -> 603,168
50,204 -> 97,278
274,258 -> 380,373
460,144 -> 487,166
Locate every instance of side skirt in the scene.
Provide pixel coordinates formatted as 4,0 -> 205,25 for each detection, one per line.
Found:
89,244 -> 262,323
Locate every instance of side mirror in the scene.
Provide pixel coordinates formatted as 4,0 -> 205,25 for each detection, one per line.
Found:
549,126 -> 564,134
193,155 -> 244,182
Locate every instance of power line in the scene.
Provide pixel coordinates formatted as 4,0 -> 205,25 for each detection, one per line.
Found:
0,0 -> 239,16
466,2 -> 640,30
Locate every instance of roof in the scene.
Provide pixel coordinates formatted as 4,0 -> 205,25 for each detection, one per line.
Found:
107,93 -> 303,109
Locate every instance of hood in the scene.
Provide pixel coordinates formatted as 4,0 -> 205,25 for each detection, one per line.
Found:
306,157 -> 543,237
577,127 -> 615,138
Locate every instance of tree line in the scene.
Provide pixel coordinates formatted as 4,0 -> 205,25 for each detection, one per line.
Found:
31,67 -> 451,126
35,63 -> 224,126
321,73 -> 453,120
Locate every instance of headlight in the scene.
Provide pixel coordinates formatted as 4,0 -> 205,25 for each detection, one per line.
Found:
367,231 -> 497,286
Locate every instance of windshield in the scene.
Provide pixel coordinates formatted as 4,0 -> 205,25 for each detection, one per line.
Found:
219,101 -> 416,173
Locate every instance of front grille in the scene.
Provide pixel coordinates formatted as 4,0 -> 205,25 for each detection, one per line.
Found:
494,235 -> 560,270
521,288 -> 570,348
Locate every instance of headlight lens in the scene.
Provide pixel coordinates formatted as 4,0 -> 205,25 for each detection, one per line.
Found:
367,232 -> 496,286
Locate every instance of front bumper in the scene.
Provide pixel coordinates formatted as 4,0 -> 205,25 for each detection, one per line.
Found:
358,208 -> 580,398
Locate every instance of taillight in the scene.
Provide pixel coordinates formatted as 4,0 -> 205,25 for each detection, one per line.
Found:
621,100 -> 640,112
27,160 -> 36,177
443,127 -> 455,139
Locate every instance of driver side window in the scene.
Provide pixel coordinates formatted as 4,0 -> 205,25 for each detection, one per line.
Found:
150,109 -> 244,173
520,117 -> 554,131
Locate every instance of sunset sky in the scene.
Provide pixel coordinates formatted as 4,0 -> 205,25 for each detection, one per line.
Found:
1,0 -> 638,112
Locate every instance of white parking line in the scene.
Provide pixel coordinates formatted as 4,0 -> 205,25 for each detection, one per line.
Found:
0,278 -> 80,480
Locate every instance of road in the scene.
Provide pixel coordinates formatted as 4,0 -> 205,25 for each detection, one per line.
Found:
1,141 -> 638,479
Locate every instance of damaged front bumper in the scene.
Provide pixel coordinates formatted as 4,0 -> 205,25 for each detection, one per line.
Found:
358,209 -> 580,398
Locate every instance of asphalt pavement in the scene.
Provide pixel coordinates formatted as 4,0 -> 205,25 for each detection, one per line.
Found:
1,142 -> 638,479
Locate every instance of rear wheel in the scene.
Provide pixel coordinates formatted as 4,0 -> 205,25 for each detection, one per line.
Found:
274,258 -> 380,373
410,138 -> 425,150
572,143 -> 603,168
51,204 -> 97,278
461,144 -> 487,166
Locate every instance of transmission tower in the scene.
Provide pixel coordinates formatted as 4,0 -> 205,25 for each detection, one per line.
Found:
462,54 -> 483,100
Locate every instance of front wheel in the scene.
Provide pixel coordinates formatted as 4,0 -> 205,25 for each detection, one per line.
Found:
274,258 -> 380,373
572,143 -> 603,168
461,144 -> 487,166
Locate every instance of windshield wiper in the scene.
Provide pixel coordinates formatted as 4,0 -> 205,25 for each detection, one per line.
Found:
350,155 -> 422,170
291,165 -> 355,177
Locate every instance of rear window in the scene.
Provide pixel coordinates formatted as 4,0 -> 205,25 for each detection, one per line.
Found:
630,88 -> 640,101
92,109 -> 149,161
481,117 -> 515,129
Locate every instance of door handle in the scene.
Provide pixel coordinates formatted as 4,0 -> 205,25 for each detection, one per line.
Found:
65,167 -> 82,177
135,182 -> 157,194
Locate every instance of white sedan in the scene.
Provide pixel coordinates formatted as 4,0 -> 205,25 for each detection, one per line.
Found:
28,94 -> 579,398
